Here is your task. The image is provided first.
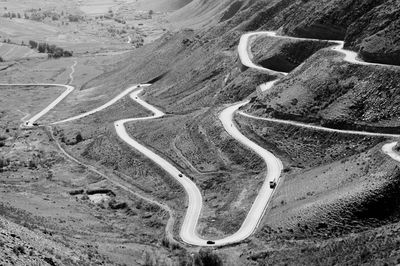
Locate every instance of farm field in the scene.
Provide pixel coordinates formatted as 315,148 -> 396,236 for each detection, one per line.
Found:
0,42 -> 45,61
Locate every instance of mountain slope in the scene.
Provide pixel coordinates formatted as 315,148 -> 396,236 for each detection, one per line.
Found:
130,0 -> 193,11
36,0 -> 400,264
169,0 -> 244,28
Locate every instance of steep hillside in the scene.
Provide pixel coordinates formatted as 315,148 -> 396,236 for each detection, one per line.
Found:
235,0 -> 400,65
3,0 -> 399,264
80,0 -> 399,103
251,36 -> 332,72
169,0 -> 242,29
130,0 -> 193,11
245,49 -> 400,132
345,0 -> 400,65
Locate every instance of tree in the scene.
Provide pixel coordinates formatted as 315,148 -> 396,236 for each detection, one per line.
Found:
68,14 -> 80,22
63,50 -> 73,57
29,40 -> 38,49
47,44 -> 56,54
38,43 -> 47,53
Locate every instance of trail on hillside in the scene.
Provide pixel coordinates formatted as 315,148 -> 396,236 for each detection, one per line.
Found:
3,29 -> 400,248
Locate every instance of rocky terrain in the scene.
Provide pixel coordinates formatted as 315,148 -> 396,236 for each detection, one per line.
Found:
245,49 -> 400,131
1,0 -> 400,265
251,36 -> 332,72
345,0 -> 400,65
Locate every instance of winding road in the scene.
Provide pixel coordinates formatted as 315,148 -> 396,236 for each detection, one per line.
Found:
114,89 -> 206,245
383,142 -> 400,162
0,61 -> 77,127
239,112 -> 400,138
238,31 -> 395,92
3,29 -> 400,248
53,84 -> 150,124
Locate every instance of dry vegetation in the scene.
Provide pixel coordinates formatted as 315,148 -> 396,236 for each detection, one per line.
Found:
1,0 -> 400,265
245,49 -> 400,132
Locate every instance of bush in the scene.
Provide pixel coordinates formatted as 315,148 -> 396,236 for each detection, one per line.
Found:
0,157 -> 7,168
52,47 -> 64,58
30,13 -> 44,21
31,40 -> 73,58
47,44 -> 57,54
194,248 -> 223,266
28,159 -> 37,169
29,40 -> 38,49
12,245 -> 25,255
63,50 -> 73,57
38,42 -> 47,53
68,14 -> 80,22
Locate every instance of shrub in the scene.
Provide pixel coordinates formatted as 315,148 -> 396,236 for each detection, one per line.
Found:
12,245 -> 25,255
51,47 -> 64,58
32,41 -> 72,58
47,44 -> 57,54
28,159 -> 37,169
38,43 -> 47,53
30,13 -> 44,21
68,14 -> 80,22
29,40 -> 38,49
0,157 -> 7,168
194,248 -> 223,266
63,50 -> 73,57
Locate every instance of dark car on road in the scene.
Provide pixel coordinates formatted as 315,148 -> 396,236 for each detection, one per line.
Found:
207,240 -> 215,245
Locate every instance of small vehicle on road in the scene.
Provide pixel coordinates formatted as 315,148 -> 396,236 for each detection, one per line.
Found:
207,240 -> 215,245
178,173 -> 183,177
33,122 -> 39,126
269,179 -> 277,189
